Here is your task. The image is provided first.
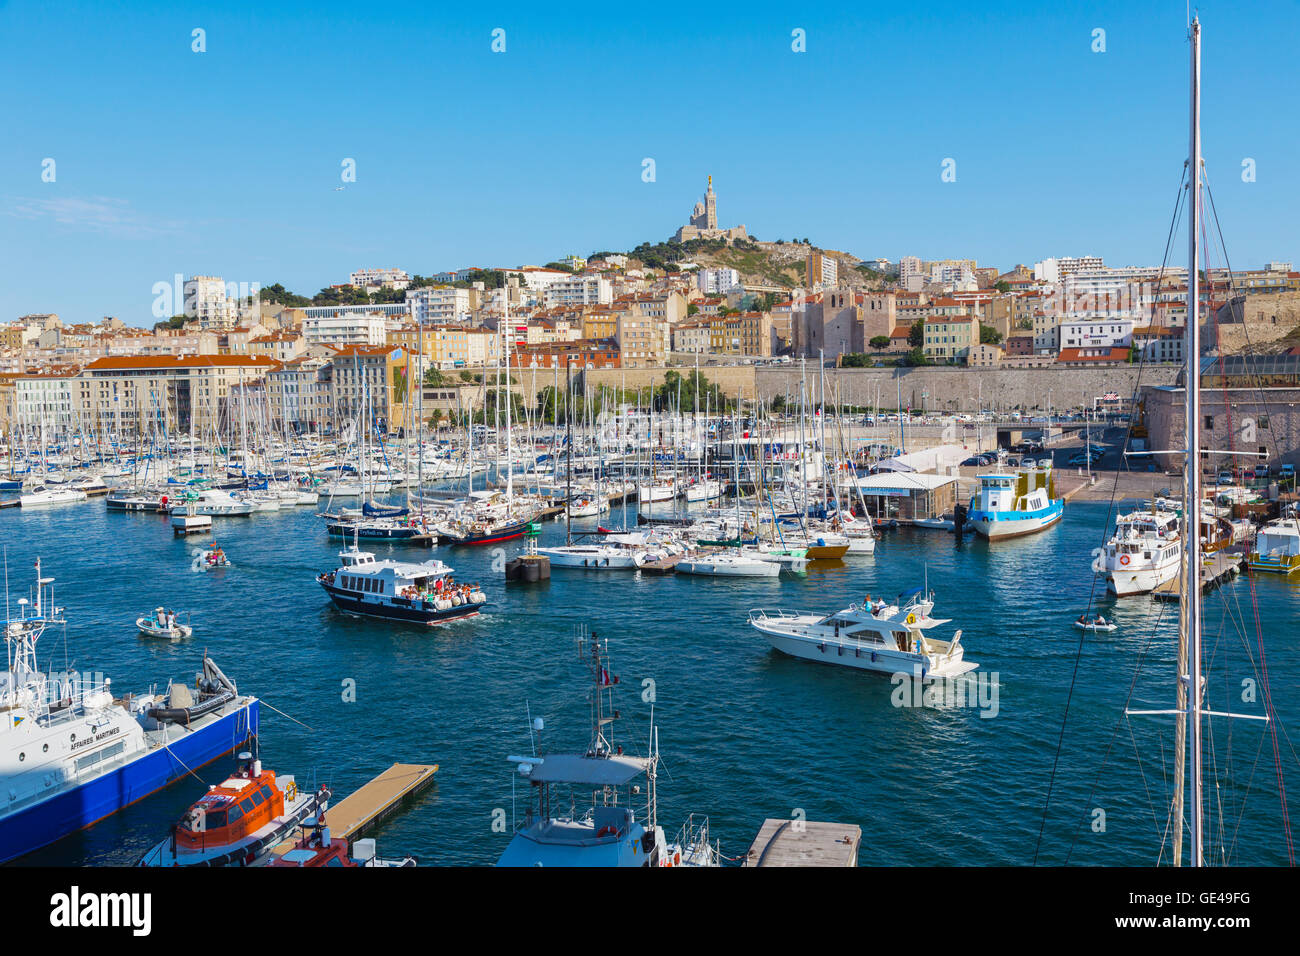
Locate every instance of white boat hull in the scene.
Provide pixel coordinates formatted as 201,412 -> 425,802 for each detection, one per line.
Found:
752,624 -> 974,678
1105,558 -> 1179,596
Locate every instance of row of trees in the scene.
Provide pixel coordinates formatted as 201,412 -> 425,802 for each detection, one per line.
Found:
422,369 -> 732,428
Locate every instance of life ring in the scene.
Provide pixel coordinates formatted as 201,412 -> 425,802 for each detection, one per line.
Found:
596,825 -> 617,838
285,780 -> 297,801
1119,554 -> 1131,566
906,613 -> 917,625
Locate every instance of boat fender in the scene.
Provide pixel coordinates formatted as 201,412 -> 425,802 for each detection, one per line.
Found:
870,651 -> 877,662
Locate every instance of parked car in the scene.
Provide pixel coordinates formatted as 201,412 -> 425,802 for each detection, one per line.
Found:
1216,471 -> 1234,485
1068,452 -> 1091,466
1254,463 -> 1269,479
961,457 -> 983,467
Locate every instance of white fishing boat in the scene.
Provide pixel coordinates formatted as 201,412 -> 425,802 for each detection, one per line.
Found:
749,587 -> 975,679
137,608 -> 193,640
967,465 -> 1063,540
1097,507 -> 1182,596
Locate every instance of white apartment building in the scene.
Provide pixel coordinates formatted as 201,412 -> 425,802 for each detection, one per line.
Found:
517,268 -> 572,293
1058,318 -> 1134,350
302,312 -> 388,347
12,370 -> 77,431
1043,256 -> 1105,281
349,268 -> 410,290
407,287 -> 474,325
543,276 -> 613,308
186,275 -> 254,330
697,267 -> 742,295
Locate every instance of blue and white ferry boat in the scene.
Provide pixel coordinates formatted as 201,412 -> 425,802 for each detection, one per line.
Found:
967,464 -> 1064,540
0,559 -> 259,863
497,629 -> 716,867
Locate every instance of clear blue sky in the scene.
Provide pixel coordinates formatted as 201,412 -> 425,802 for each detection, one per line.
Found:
2,0 -> 1297,326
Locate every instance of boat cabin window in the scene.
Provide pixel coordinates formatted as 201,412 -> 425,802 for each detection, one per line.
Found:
240,797 -> 256,814
203,809 -> 227,829
259,786 -> 273,802
227,804 -> 244,823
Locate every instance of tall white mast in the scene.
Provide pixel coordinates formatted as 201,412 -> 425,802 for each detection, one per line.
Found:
503,281 -> 514,504
1183,14 -> 1205,868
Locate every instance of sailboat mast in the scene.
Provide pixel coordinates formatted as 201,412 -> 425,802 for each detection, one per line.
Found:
1183,14 -> 1205,869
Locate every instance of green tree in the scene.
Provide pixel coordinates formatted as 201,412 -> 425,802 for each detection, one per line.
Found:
903,347 -> 931,367
869,335 -> 891,350
840,353 -> 871,368
994,280 -> 1011,294
258,283 -> 312,307
979,324 -> 1003,345
424,367 -> 449,387
908,319 -> 925,348
428,408 -> 445,429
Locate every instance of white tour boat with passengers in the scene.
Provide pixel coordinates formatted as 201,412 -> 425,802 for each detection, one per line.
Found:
317,542 -> 487,624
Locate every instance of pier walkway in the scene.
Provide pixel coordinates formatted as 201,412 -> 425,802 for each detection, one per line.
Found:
743,818 -> 861,867
270,762 -> 438,855
1153,551 -> 1246,602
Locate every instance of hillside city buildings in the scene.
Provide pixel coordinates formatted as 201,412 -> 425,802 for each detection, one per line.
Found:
5,175 -> 1298,438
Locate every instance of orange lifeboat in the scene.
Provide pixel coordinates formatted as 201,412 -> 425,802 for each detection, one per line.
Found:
137,752 -> 328,867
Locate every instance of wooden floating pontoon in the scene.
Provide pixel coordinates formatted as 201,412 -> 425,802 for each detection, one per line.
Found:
637,554 -> 683,575
270,762 -> 438,856
743,818 -> 862,867
1152,551 -> 1246,602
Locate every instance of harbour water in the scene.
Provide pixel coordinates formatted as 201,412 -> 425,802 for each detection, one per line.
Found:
5,498 -> 1297,866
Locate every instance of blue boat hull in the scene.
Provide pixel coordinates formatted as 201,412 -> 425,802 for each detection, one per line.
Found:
0,700 -> 259,864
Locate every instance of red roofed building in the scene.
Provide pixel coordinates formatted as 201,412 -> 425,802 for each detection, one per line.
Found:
1056,345 -> 1132,366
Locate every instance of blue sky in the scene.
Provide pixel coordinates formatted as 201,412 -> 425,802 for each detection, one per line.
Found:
2,0 -> 1298,325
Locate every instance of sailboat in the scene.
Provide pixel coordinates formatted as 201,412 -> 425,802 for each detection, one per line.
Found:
1123,18 -> 1272,867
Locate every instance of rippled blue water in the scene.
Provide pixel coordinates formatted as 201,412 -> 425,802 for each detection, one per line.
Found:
4,497 -> 1298,866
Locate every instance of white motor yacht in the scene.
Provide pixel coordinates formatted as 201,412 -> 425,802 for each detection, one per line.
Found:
19,485 -> 88,507
749,587 -> 975,679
